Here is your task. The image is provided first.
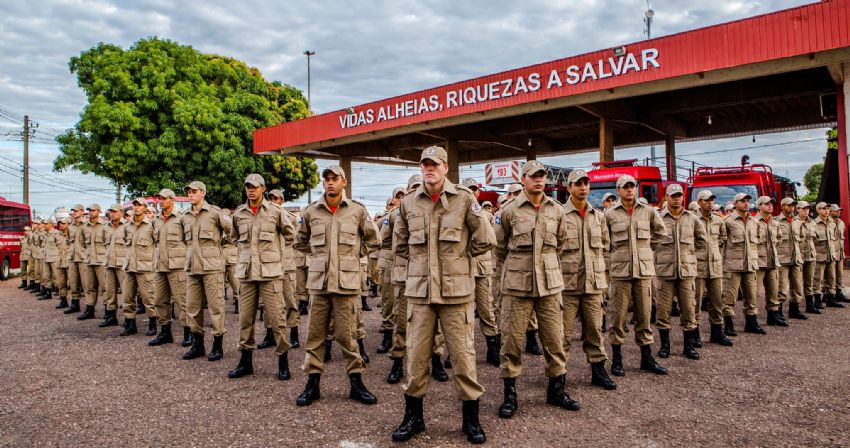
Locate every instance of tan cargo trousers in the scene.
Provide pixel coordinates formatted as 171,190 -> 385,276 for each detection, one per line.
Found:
239,279 -> 290,355
656,278 -> 697,331
695,277 -> 723,325
722,271 -> 758,316
186,273 -> 226,336
303,293 -> 364,375
500,294 -> 567,379
154,271 -> 187,326
562,292 -> 607,364
609,278 -> 654,347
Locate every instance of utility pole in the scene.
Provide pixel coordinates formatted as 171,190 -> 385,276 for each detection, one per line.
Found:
23,115 -> 29,205
116,184 -> 122,204
303,50 -> 316,113
644,2 -> 656,168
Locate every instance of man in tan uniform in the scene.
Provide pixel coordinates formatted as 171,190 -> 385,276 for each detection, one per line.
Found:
227,174 -> 296,380
42,219 -> 66,302
294,165 -> 379,407
813,202 -> 843,308
796,202 -> 819,314
222,210 -> 239,314
376,187 -> 405,354
494,159 -> 580,419
391,147 -> 489,444
694,190 -> 732,346
64,205 -> 87,314
385,175 -> 449,385
30,220 -> 44,297
560,169 -> 616,390
754,196 -> 787,327
776,197 -> 807,320
120,198 -> 157,336
606,174 -> 668,377
78,204 -> 108,321
830,205 -> 847,303
56,219 -> 72,307
461,177 -> 501,366
181,181 -> 232,361
653,184 -> 706,360
721,193 -> 765,336
99,204 -> 125,327
18,226 -> 31,290
150,189 -> 188,346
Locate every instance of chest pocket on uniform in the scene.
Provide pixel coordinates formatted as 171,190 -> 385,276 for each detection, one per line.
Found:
407,213 -> 426,245
589,224 -> 603,249
439,214 -> 462,243
543,220 -> 558,247
511,218 -> 534,249
238,223 -> 250,242
338,222 -> 359,246
636,220 -> 651,240
564,222 -> 580,250
610,221 -> 629,243
259,221 -> 277,243
310,222 -> 327,247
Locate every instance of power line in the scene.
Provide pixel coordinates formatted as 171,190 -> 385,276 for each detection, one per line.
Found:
0,166 -> 114,200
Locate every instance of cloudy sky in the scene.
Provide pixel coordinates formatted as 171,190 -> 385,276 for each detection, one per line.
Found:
0,0 -> 830,217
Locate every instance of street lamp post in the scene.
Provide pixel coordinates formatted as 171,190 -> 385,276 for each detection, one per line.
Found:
303,50 -> 315,113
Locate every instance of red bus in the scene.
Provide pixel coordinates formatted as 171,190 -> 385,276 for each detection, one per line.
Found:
0,196 -> 32,280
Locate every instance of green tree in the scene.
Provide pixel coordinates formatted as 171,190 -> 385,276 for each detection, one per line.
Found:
54,38 -> 318,206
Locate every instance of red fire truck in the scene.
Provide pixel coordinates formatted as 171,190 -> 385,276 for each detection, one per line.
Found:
0,196 -> 32,280
687,157 -> 796,215
484,160 -> 572,204
587,159 -> 686,208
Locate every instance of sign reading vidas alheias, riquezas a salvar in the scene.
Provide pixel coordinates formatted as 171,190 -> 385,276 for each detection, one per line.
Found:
339,48 -> 661,130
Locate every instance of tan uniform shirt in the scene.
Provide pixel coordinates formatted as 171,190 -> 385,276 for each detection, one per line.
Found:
722,212 -> 760,273
755,214 -> 780,269
654,209 -> 707,280
696,211 -> 726,279
813,216 -> 839,263
560,199 -> 609,294
605,200 -> 667,279
393,182 -> 494,304
59,231 -> 70,269
154,210 -> 187,272
180,201 -> 231,274
32,230 -> 43,260
106,221 -> 128,269
494,191 -> 566,297
124,218 -> 156,273
776,213 -> 804,266
282,210 -> 297,272
67,220 -> 87,263
43,229 -> 67,264
20,234 -> 30,261
473,210 -> 495,278
84,221 -> 109,266
379,206 -> 399,274
295,194 -> 379,296
798,219 -> 817,262
231,199 -> 296,281
834,217 -> 846,261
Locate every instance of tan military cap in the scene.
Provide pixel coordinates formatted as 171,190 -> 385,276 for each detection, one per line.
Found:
420,146 -> 448,164
87,204 -> 102,211
244,173 -> 265,187
816,201 -> 829,210
522,160 -> 546,177
482,201 -> 493,208
185,181 -> 207,193
796,200 -> 810,209
755,196 -> 775,206
392,186 -> 406,198
321,165 -> 346,179
131,198 -> 149,209
567,169 -> 589,185
267,189 -> 284,199
696,190 -> 716,201
407,174 -> 423,190
830,204 -> 843,211
108,203 -> 123,212
616,175 -> 637,189
780,197 -> 796,206
602,192 -> 616,202
688,201 -> 699,212
666,184 -> 684,196
733,192 -> 752,202
157,188 -> 176,199
24,225 -> 31,231
71,203 -> 85,211
507,184 -> 522,194
462,178 -> 480,190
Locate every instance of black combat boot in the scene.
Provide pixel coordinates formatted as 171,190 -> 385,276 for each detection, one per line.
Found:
27,282 -> 39,292
591,361 -> 617,390
461,399 -> 486,444
610,344 -> 625,377
181,327 -> 193,347
119,319 -> 137,337
710,324 -> 733,346
227,350 -> 254,379
525,330 -> 543,355
182,333 -> 206,359
723,315 -> 737,336
357,338 -> 369,364
546,374 -> 581,411
766,310 -> 788,327
55,296 -> 68,309
298,300 -> 309,315
444,355 -> 452,369
805,295 -> 821,314
257,328 -> 276,349
788,301 -> 807,320
498,378 -> 518,418
776,304 -> 787,321
825,293 -> 845,308
814,294 -> 825,309
376,330 -> 392,354
289,327 -> 300,349
207,335 -> 224,361
391,394 -> 425,442
145,317 -> 157,336
76,305 -> 95,320
836,289 -> 850,303
431,354 -> 448,382
361,296 -> 371,311
37,286 -> 49,300
296,373 -> 321,406
692,327 -> 703,348
657,329 -> 670,358
98,309 -> 118,327
348,373 -> 377,405
324,340 -> 332,362
387,357 -> 404,384
683,330 -> 700,360
744,314 -> 767,334
149,323 -> 173,346
485,335 -> 500,367
39,289 -> 53,301
278,352 -> 291,380
639,345 -> 668,375
18,280 -> 27,289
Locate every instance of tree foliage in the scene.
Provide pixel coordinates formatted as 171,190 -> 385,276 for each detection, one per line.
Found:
54,37 -> 318,206
802,162 -> 823,203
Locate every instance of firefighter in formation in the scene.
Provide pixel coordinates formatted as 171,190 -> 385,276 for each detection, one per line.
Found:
18,151 -> 849,446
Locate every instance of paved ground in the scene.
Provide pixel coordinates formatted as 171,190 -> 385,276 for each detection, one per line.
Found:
1,276 -> 849,447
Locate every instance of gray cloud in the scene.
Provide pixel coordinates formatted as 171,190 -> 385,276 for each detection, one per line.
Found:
0,0 -> 826,216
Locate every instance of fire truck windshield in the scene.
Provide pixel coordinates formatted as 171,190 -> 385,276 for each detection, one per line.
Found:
588,182 -> 618,209
693,184 -> 759,212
